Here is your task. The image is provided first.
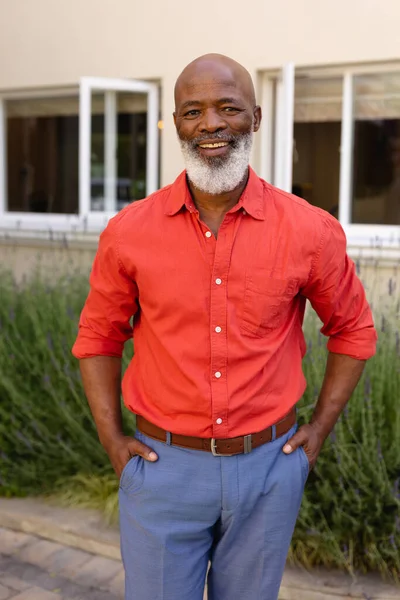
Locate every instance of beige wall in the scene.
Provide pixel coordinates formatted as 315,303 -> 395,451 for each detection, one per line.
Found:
1,0 -> 400,186
0,237 -> 97,282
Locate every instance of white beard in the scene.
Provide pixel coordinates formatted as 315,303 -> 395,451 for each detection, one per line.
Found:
179,131 -> 253,195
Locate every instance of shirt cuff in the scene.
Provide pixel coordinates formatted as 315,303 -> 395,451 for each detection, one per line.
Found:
72,333 -> 125,359
327,333 -> 377,360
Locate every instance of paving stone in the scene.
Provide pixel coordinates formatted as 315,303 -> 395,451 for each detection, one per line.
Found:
73,555 -> 121,587
0,574 -> 29,594
26,570 -> 70,595
1,561 -> 41,584
11,588 -> 61,600
67,589 -> 121,600
0,576 -> 30,592
107,567 -> 125,596
18,539 -> 64,570
0,529 -> 36,556
36,546 -> 92,578
0,556 -> 88,600
0,583 -> 13,600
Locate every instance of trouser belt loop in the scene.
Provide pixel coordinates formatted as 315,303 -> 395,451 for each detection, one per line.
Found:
166,431 -> 172,446
271,424 -> 277,442
243,434 -> 252,454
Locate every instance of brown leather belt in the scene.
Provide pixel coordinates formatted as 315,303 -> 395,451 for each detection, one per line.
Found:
136,408 -> 296,456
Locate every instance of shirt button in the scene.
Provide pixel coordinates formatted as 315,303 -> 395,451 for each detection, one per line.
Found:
215,326 -> 222,333
205,231 -> 212,238
215,371 -> 222,378
243,209 -> 247,215
215,278 -> 222,285
216,418 -> 223,425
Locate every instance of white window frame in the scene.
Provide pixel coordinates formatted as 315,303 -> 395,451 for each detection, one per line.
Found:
259,61 -> 400,256
79,76 -> 159,227
0,78 -> 159,233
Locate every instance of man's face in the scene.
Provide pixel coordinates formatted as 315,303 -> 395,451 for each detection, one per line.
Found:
174,80 -> 260,163
174,69 -> 261,194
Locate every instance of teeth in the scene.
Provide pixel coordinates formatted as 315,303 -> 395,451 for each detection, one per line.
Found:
199,142 -> 229,148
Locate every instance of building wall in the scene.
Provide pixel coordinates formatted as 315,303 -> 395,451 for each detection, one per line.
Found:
1,0 -> 400,186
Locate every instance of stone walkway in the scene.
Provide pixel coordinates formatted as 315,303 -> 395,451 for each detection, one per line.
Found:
0,499 -> 399,599
0,527 -> 124,600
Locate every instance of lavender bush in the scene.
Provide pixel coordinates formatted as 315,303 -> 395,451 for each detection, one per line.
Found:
0,267 -> 399,576
291,306 -> 400,578
0,268 -> 133,495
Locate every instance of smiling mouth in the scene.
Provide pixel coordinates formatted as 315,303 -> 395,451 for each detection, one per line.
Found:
198,142 -> 230,149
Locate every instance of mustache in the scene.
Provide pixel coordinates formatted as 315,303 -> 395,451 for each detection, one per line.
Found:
183,132 -> 237,149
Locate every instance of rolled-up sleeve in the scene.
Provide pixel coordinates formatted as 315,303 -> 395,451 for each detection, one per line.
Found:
72,216 -> 138,359
302,216 -> 377,360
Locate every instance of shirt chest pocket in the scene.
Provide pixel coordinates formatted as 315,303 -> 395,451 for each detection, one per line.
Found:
241,271 -> 297,337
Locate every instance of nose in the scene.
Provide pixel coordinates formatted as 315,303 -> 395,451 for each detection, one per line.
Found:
198,108 -> 227,133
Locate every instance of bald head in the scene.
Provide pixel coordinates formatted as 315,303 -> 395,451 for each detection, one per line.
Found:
174,53 -> 256,109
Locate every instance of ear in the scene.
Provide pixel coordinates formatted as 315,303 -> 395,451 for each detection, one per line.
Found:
253,106 -> 262,132
173,112 -> 177,127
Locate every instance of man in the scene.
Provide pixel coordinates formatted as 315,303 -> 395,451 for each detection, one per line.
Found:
72,54 -> 377,600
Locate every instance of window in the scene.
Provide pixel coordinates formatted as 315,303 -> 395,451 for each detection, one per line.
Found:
260,64 -> 400,250
6,97 -> 79,214
292,78 -> 342,218
0,77 -> 160,230
352,73 -> 400,225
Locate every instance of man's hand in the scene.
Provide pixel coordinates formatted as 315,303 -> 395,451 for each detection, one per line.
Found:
78,357 -> 159,479
103,434 -> 158,479
282,354 -> 368,471
282,423 -> 323,471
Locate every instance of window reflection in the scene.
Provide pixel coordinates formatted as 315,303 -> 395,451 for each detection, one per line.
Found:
6,97 -> 79,214
292,78 -> 342,218
352,73 -> 400,225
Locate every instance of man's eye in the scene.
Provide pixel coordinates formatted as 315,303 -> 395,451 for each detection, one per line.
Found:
222,107 -> 239,112
184,110 -> 200,117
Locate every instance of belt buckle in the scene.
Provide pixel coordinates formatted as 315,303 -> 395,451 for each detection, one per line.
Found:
211,436 -> 252,457
211,438 -> 234,457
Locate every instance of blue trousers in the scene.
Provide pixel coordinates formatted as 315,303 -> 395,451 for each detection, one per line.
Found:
119,424 -> 308,600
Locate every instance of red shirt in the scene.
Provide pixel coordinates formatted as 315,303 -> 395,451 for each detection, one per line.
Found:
72,168 -> 377,438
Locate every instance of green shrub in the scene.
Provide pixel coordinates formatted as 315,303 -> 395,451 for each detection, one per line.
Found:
0,268 -> 399,577
0,268 -> 134,496
292,310 -> 400,578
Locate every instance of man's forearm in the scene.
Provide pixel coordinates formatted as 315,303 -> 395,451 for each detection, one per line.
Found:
79,356 -> 124,447
283,351 -> 367,463
79,355 -> 158,474
310,351 -> 366,440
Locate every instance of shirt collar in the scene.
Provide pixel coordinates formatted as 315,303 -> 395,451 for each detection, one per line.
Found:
164,167 -> 265,220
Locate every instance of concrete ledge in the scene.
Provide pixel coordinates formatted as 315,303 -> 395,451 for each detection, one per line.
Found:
0,498 -> 398,599
279,567 -> 400,599
0,498 -> 120,560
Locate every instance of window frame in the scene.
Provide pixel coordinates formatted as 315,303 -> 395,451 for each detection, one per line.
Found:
258,61 -> 400,255
0,78 -> 159,232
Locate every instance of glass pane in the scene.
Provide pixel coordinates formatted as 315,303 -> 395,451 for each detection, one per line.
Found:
292,78 -> 342,217
6,97 -> 79,213
90,92 -> 148,212
352,73 -> 400,225
116,93 -> 147,210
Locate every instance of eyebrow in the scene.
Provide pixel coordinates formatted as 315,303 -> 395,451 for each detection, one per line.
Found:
180,100 -> 202,110
217,97 -> 241,105
180,97 -> 242,111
